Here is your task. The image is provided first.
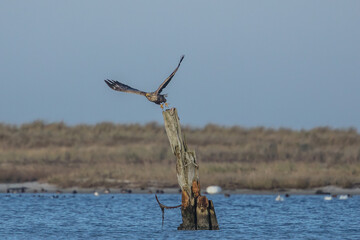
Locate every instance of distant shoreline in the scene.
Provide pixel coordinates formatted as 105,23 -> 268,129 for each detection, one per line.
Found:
1,182 -> 359,195
1,122 -> 360,191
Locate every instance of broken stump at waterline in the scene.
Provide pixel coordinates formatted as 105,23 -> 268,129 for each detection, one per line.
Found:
162,108 -> 219,230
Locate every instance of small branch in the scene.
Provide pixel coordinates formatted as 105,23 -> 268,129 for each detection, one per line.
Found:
155,194 -> 182,210
155,194 -> 182,227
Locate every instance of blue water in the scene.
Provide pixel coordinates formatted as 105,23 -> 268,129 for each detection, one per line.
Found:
0,193 -> 359,239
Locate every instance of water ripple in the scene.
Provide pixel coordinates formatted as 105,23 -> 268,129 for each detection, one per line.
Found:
0,194 -> 359,239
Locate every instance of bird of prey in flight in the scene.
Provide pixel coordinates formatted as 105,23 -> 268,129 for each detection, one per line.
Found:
105,55 -> 184,109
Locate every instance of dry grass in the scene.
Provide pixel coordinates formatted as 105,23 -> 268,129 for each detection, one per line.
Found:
1,121 -> 360,189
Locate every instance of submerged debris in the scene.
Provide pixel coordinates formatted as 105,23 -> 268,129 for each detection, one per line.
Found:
155,195 -> 181,227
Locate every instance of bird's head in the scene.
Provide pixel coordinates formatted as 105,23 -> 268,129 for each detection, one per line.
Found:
145,93 -> 152,100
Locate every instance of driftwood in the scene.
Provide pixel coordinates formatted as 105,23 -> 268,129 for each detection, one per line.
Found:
155,194 -> 181,227
162,108 -> 219,230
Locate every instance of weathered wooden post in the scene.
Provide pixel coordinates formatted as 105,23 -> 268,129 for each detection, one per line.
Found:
162,108 -> 219,230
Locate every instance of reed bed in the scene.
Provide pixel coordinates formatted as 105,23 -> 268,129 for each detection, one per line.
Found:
1,121 -> 359,189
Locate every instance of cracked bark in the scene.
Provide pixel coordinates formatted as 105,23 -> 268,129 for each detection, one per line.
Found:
162,108 -> 219,230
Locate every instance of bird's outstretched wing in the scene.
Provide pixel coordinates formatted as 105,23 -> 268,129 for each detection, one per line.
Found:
104,79 -> 147,96
155,55 -> 184,94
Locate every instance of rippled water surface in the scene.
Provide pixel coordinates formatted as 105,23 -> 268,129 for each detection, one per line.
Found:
0,193 -> 359,239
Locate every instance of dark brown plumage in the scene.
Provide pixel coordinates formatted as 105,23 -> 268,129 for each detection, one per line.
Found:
105,55 -> 184,107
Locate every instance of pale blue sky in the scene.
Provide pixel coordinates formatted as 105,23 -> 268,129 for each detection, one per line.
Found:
1,1 -> 359,129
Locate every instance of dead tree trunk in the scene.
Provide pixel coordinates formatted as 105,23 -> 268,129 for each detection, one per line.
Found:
162,108 -> 219,230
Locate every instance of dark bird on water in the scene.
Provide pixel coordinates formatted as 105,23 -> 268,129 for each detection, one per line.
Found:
104,55 -> 184,109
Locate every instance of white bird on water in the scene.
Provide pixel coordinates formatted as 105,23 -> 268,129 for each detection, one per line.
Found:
275,194 -> 284,201
324,196 -> 332,201
206,186 -> 222,194
338,195 -> 348,200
